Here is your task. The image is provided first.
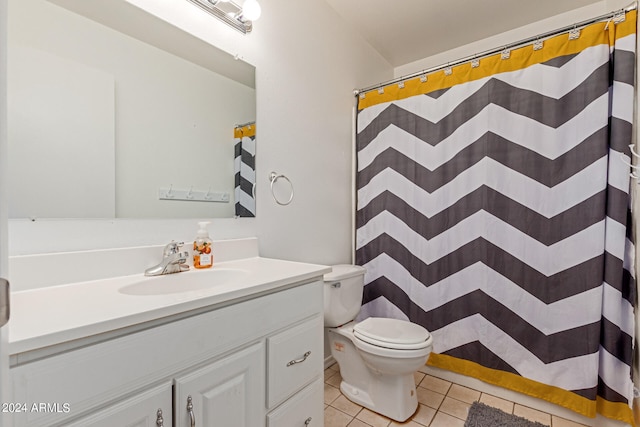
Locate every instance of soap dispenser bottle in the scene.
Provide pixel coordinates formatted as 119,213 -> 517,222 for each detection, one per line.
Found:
193,221 -> 213,269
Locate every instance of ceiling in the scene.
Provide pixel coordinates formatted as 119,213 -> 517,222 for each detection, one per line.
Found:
324,0 -> 602,67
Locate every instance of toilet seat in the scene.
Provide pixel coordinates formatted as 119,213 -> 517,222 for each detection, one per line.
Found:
353,334 -> 432,359
353,317 -> 432,350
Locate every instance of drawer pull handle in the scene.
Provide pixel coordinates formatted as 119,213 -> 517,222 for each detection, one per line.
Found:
287,351 -> 311,367
304,416 -> 312,425
156,409 -> 164,427
187,395 -> 196,427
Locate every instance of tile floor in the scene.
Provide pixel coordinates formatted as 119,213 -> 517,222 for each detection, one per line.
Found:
323,363 -> 590,427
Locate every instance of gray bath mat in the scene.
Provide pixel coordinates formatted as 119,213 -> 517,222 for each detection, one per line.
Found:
464,402 -> 550,427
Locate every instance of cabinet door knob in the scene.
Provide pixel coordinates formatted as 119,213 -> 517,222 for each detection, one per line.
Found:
187,395 -> 196,427
304,417 -> 312,425
287,351 -> 311,367
156,409 -> 164,427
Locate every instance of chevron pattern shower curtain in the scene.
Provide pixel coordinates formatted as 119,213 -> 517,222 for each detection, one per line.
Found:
234,123 -> 256,217
356,12 -> 636,424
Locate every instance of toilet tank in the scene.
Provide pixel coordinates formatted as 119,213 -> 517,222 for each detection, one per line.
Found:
324,265 -> 366,327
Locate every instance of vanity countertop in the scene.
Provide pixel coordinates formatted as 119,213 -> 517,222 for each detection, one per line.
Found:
9,256 -> 330,355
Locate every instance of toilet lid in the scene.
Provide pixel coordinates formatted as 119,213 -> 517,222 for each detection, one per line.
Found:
353,317 -> 431,350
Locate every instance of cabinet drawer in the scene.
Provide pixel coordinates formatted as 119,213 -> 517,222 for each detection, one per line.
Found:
267,315 -> 323,408
267,378 -> 323,427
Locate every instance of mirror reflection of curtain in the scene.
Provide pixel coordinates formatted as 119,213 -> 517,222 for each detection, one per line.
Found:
356,11 -> 636,425
234,123 -> 256,217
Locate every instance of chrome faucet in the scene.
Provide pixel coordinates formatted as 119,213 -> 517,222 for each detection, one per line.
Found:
144,241 -> 190,276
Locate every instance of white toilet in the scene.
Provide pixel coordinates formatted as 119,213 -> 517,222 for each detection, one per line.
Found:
324,265 -> 433,422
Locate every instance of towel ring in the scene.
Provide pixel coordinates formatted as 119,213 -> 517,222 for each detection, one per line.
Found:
269,172 -> 294,206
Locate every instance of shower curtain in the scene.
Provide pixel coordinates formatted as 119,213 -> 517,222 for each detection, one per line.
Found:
355,11 -> 636,424
234,123 -> 256,217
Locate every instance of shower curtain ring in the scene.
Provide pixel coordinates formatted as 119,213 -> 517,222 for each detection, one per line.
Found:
619,152 -> 640,170
444,63 -> 453,76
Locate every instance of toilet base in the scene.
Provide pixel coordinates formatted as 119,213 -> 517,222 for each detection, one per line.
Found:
339,372 -> 419,422
327,324 -> 428,422
339,381 -> 374,410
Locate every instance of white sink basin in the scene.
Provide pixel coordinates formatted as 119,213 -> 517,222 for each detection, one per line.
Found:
119,268 -> 250,296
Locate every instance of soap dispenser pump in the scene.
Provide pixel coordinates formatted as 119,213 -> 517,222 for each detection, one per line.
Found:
193,221 -> 213,269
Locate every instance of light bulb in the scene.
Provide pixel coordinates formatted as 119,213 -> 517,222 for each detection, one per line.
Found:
242,0 -> 261,20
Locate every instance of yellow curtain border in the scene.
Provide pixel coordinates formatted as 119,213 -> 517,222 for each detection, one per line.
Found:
234,123 -> 256,138
358,10 -> 636,111
428,354 -> 635,426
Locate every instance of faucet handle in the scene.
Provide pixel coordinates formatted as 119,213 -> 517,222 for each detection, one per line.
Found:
163,241 -> 184,257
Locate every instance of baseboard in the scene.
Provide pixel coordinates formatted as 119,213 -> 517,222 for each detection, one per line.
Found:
324,355 -> 336,370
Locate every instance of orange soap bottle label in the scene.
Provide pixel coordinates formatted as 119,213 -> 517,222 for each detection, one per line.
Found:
193,241 -> 213,269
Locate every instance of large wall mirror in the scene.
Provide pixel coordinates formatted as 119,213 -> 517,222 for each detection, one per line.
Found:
8,0 -> 256,219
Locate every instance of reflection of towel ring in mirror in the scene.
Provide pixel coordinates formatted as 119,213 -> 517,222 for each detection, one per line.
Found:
269,172 -> 294,205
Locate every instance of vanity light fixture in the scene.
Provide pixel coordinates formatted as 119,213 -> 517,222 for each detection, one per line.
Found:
187,0 -> 261,34
241,0 -> 262,21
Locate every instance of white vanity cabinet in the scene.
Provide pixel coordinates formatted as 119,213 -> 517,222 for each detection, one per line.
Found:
10,279 -> 324,427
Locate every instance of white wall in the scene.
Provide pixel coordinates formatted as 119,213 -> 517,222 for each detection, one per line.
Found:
7,0 -> 393,263
394,0 -> 629,77
8,45 -> 115,219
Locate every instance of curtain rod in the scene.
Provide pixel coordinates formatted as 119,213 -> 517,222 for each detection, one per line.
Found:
235,121 -> 255,128
354,2 -> 637,96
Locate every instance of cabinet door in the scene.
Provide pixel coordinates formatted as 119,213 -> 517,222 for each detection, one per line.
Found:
174,343 -> 265,427
65,382 -> 172,427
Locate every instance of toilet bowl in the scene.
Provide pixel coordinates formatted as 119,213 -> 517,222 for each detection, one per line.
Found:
324,265 -> 433,422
